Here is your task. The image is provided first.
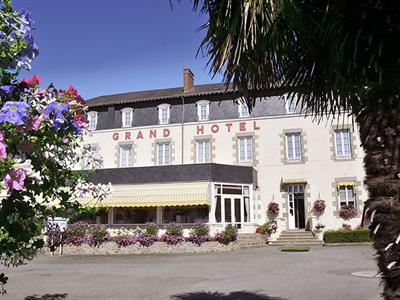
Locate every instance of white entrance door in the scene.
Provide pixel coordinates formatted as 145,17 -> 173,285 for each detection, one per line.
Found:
288,193 -> 296,229
287,184 -> 305,230
223,196 -> 243,229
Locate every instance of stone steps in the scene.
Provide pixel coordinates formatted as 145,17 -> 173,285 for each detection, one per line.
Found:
269,230 -> 323,246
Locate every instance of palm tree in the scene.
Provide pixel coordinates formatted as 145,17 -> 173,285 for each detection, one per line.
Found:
189,0 -> 400,298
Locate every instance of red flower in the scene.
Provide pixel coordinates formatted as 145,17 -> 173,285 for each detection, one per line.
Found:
22,75 -> 41,87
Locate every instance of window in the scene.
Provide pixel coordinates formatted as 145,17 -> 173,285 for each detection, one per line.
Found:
119,144 -> 133,167
157,143 -> 170,165
238,102 -> 250,118
158,104 -> 170,124
197,140 -> 210,163
339,185 -> 356,207
335,129 -> 352,158
286,132 -> 302,161
284,94 -> 298,113
197,100 -> 210,121
238,136 -> 253,163
121,108 -> 133,128
87,111 -> 98,131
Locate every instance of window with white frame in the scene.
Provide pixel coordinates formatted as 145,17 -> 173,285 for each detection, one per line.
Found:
286,132 -> 302,161
158,104 -> 170,124
335,129 -> 352,158
238,136 -> 253,163
285,94 -> 297,113
197,140 -> 210,163
87,111 -> 98,131
157,142 -> 170,165
119,144 -> 133,168
238,102 -> 250,118
121,108 -> 133,128
196,100 -> 210,121
339,185 -> 356,208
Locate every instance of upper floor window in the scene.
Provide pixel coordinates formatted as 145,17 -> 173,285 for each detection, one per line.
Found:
119,144 -> 133,168
238,136 -> 253,163
158,104 -> 171,125
286,132 -> 302,161
197,140 -> 210,163
339,185 -> 356,208
285,94 -> 298,114
121,108 -> 133,128
238,102 -> 250,118
157,142 -> 170,166
197,100 -> 210,121
87,111 -> 98,131
335,129 -> 352,158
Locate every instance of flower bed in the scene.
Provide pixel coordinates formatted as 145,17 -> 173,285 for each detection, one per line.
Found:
55,222 -> 240,255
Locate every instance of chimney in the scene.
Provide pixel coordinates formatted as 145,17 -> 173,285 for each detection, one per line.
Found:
183,68 -> 194,93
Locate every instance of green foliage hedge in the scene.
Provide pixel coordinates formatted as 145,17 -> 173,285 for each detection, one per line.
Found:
323,228 -> 373,243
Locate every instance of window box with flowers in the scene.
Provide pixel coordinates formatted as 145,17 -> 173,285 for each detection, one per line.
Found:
338,205 -> 358,219
267,202 -> 280,215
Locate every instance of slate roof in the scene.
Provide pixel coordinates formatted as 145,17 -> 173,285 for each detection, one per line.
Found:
87,83 -> 234,108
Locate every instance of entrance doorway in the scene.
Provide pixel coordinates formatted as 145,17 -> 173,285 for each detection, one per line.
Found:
287,185 -> 305,229
223,196 -> 243,228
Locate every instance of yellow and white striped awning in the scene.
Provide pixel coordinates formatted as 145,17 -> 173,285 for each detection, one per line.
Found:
79,181 -> 211,208
337,181 -> 357,187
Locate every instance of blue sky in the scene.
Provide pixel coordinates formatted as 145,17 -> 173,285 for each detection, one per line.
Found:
13,0 -> 222,99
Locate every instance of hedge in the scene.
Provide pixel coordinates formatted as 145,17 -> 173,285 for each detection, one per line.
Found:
323,228 -> 373,243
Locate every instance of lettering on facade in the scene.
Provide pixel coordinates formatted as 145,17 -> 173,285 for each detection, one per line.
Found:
111,121 -> 260,141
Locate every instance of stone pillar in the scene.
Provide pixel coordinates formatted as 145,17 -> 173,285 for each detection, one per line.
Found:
108,207 -> 114,225
156,207 -> 163,224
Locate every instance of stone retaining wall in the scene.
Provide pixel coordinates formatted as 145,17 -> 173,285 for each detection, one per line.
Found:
61,241 -> 241,255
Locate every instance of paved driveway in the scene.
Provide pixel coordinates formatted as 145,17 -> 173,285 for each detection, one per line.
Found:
1,245 -> 381,300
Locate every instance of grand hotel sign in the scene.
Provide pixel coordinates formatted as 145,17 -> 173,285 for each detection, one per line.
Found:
112,121 -> 261,141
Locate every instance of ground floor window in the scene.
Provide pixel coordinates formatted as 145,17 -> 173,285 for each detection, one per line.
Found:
339,185 -> 356,208
162,206 -> 209,224
213,184 -> 252,227
113,207 -> 156,224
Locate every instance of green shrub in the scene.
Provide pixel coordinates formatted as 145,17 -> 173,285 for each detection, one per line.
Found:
323,228 -> 373,243
165,222 -> 183,236
144,223 -> 159,236
190,223 -> 210,237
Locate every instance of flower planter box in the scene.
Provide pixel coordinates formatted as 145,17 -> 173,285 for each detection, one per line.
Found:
60,241 -> 240,255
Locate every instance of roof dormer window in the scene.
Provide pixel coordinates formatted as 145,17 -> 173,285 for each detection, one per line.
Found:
238,102 -> 250,118
87,111 -> 98,131
196,100 -> 210,121
158,103 -> 171,125
285,94 -> 298,114
121,108 -> 133,128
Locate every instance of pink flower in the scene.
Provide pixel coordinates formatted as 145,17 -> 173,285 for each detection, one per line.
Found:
29,116 -> 41,131
0,141 -> 7,159
4,169 -> 26,191
63,137 -> 69,144
22,75 -> 42,87
0,131 -> 5,141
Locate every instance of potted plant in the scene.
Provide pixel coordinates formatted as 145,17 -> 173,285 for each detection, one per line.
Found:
313,223 -> 325,240
267,202 -> 280,215
313,199 -> 326,214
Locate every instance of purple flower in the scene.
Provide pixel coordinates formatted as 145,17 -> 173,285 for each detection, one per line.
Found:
44,101 -> 70,130
0,85 -> 14,95
0,141 -> 7,159
0,101 -> 30,126
4,169 -> 26,191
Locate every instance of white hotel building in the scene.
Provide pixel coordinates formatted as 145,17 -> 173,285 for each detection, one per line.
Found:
82,69 -> 366,234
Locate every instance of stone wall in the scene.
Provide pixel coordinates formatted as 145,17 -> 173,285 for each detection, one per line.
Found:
61,241 -> 241,255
